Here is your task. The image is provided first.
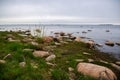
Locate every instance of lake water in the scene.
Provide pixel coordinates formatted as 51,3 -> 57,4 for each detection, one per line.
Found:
0,24 -> 120,59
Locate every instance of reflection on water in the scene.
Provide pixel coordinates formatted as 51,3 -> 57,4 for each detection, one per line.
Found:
0,24 -> 120,59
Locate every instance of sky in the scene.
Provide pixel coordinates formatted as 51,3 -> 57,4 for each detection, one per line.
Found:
0,0 -> 120,24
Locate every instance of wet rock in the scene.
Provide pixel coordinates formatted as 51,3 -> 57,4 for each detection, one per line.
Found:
116,42 -> 120,46
33,51 -> 49,57
105,41 -> 114,46
0,60 -> 6,64
77,63 -> 117,80
86,40 -> 95,48
82,31 -> 87,33
110,63 -> 120,71
45,54 -> 56,61
67,33 -> 72,37
96,43 -> 103,47
3,53 -> 12,59
69,37 -> 76,40
88,30 -> 92,32
74,37 -> 81,42
19,62 -> 26,68
106,30 -> 110,32
43,36 -> 53,43
60,32 -> 65,36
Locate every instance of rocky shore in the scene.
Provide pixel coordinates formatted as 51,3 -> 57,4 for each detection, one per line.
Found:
0,30 -> 120,80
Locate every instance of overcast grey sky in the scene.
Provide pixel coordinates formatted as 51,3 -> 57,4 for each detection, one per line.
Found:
0,0 -> 120,24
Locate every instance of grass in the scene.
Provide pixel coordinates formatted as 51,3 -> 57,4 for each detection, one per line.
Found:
0,31 -> 119,80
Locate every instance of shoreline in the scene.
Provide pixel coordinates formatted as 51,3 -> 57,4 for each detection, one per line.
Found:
0,31 -> 120,80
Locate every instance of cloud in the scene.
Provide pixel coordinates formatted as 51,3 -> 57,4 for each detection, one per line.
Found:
0,0 -> 120,23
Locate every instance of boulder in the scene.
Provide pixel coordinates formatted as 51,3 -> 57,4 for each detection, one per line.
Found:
43,36 -> 53,43
0,60 -> 6,64
77,63 -> 117,80
45,54 -> 56,61
33,51 -> 49,57
105,41 -> 114,46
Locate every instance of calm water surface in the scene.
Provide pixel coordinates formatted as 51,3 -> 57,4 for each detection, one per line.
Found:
0,24 -> 120,59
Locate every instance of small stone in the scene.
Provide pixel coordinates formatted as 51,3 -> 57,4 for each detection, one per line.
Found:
19,62 -> 26,68
55,42 -> 61,46
0,60 -> 6,64
45,54 -> 56,61
75,59 -> 84,62
33,51 -> 49,57
88,59 -> 94,62
23,49 -> 34,52
100,60 -> 109,64
68,67 -> 74,72
110,63 -> 120,71
3,53 -> 12,59
46,62 -> 56,66
31,42 -> 39,46
83,52 -> 91,55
